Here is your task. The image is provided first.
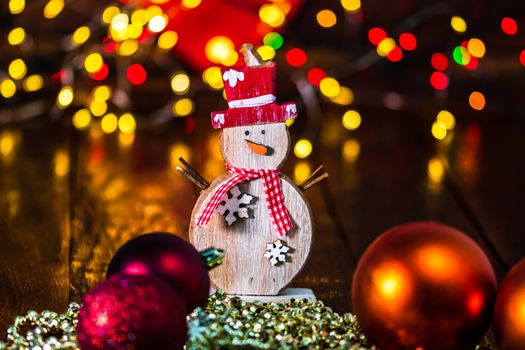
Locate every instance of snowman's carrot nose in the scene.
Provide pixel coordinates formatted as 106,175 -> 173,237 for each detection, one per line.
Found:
245,139 -> 269,155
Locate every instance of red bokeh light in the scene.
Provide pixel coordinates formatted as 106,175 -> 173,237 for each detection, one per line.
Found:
430,71 -> 449,90
387,46 -> 403,62
91,64 -> 109,81
126,64 -> 147,85
307,67 -> 327,86
431,53 -> 449,71
501,17 -> 518,35
399,33 -> 417,51
368,27 -> 387,46
520,50 -> 525,66
465,56 -> 479,70
286,48 -> 307,67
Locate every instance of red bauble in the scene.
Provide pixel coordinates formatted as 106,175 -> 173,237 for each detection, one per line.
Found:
107,232 -> 209,312
352,222 -> 497,350
494,257 -> 525,349
77,274 -> 187,350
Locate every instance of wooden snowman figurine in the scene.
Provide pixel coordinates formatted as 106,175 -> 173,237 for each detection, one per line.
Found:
188,45 -> 320,299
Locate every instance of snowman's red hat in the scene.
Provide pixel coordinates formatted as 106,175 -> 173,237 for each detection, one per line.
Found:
210,47 -> 297,129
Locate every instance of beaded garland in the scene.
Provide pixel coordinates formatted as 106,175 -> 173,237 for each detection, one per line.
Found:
0,291 -> 497,350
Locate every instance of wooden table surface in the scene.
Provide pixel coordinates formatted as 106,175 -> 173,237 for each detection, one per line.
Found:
1,105 -> 524,332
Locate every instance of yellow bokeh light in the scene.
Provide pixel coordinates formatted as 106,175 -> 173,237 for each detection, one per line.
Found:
0,79 -> 17,99
111,13 -> 129,31
0,130 -> 20,159
102,6 -> 120,24
294,161 -> 311,183
8,28 -> 26,46
182,0 -> 202,9
316,9 -> 337,28
118,39 -> 139,56
436,110 -> 455,130
72,109 -> 91,129
469,91 -> 486,111
127,24 -> 143,40
294,139 -> 313,159
146,5 -> 163,18
158,31 -> 178,50
285,118 -> 295,127
342,110 -> 361,130
427,158 -> 445,184
330,87 -> 354,105
171,73 -> 190,94
72,26 -> 90,46
259,4 -> 286,28
319,77 -> 341,98
9,0 -> 25,14
431,121 -> 447,140
341,0 -> 361,12
57,86 -> 74,108
377,37 -> 396,57
451,16 -> 467,33
89,100 -> 107,117
43,0 -> 64,19
467,38 -> 486,58
93,86 -> 112,101
172,98 -> 194,116
53,149 -> 70,178
205,36 -> 235,64
23,75 -> 44,92
257,45 -> 276,60
84,53 -> 103,74
202,67 -> 224,89
8,59 -> 27,80
343,139 -> 360,162
170,143 -> 191,169
118,113 -> 136,134
149,0 -> 169,4
101,113 -> 118,133
131,9 -> 149,26
148,15 -> 168,33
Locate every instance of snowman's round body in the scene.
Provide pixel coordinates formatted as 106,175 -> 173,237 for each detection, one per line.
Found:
189,123 -> 314,295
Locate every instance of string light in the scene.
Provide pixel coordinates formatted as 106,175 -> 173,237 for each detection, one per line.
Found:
131,9 -> 148,26
171,73 -> 190,94
118,113 -> 136,134
43,0 -> 64,19
202,67 -> 223,89
23,75 -> 44,92
89,100 -> 107,116
376,38 -> 396,57
8,59 -> 27,80
286,48 -> 307,67
342,110 -> 361,130
467,38 -> 485,58
257,46 -> 276,60
0,79 -> 16,99
9,0 -> 25,14
453,46 -> 471,65
368,27 -> 387,45
430,72 -> 449,90
101,113 -> 118,133
8,28 -> 26,46
93,86 -> 112,101
469,91 -> 486,110
205,36 -> 236,65
102,6 -> 120,24
111,13 -> 129,31
71,26 -> 90,47
317,9 -> 337,28
118,39 -> 139,56
158,31 -> 178,50
319,77 -> 341,98
436,110 -> 455,130
294,139 -> 313,158
307,68 -> 327,86
148,15 -> 168,33
431,53 -> 448,71
341,0 -> 361,13
387,46 -> 403,62
72,109 -> 92,129
84,53 -> 104,74
259,4 -> 286,28
172,98 -> 194,116
450,16 -> 467,33
399,33 -> 417,51
57,86 -> 74,108
263,32 -> 283,50
501,17 -> 518,35
91,64 -> 109,81
126,64 -> 147,85
431,122 -> 447,140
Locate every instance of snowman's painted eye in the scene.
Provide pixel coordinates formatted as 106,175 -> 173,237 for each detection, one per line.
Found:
244,130 -> 250,136
261,130 -> 266,135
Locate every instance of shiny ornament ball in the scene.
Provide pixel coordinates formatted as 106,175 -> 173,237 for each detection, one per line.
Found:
107,232 -> 209,312
77,274 -> 188,350
352,222 -> 497,350
494,257 -> 525,350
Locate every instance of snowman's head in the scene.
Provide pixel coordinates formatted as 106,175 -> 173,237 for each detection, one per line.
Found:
220,122 -> 290,169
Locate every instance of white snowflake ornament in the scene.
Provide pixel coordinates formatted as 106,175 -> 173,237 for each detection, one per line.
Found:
216,185 -> 254,225
264,239 -> 291,266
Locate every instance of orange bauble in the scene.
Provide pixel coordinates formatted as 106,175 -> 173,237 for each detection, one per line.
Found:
494,257 -> 525,350
352,222 -> 497,350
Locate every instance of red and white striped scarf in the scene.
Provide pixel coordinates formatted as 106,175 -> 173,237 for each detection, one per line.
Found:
195,164 -> 293,236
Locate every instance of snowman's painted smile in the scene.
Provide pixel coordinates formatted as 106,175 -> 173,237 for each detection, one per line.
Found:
245,139 -> 274,156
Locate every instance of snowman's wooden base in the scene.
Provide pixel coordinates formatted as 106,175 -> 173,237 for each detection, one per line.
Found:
212,288 -> 316,303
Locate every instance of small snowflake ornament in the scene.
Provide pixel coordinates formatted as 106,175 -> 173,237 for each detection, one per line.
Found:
264,239 -> 291,266
216,185 -> 254,225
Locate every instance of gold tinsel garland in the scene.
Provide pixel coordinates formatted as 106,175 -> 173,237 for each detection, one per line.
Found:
0,291 -> 496,349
